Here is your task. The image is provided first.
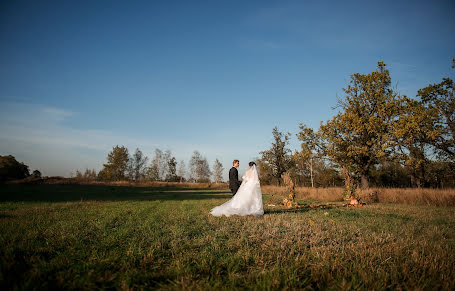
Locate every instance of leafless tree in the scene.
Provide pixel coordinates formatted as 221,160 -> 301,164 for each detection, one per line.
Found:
213,159 -> 224,183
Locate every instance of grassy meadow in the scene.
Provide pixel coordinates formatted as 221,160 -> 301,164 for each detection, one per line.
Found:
1,184 -> 455,290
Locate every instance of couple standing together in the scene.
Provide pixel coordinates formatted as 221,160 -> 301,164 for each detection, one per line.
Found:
210,160 -> 264,217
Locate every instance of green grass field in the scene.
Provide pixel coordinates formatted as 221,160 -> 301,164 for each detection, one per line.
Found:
1,184 -> 454,290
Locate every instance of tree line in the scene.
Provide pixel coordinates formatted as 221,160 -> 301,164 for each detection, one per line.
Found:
2,60 -> 453,189
0,155 -> 41,181
257,60 -> 455,189
83,147 -> 225,183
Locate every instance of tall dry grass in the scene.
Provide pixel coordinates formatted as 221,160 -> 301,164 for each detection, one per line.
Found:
262,185 -> 455,207
360,187 -> 455,207
262,185 -> 343,202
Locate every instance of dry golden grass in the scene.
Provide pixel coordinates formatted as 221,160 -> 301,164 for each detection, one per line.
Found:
262,185 -> 455,207
361,187 -> 455,207
262,185 -> 344,201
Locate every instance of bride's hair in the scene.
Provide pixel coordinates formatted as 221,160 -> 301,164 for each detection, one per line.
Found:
249,161 -> 256,167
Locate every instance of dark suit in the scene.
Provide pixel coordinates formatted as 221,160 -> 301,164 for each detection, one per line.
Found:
229,167 -> 241,195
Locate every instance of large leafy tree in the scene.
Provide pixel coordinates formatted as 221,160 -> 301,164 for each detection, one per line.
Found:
319,62 -> 404,188
417,76 -> 454,165
102,145 -> 130,181
393,98 -> 441,187
260,127 -> 292,185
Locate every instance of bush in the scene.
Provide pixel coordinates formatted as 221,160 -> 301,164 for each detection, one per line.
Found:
0,155 -> 30,181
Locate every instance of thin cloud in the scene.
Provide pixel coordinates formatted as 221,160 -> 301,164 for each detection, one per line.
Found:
42,107 -> 74,121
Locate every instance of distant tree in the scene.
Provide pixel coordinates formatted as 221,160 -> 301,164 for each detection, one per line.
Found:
75,170 -> 83,181
129,148 -> 148,182
177,160 -> 186,182
165,157 -> 178,182
0,155 -> 30,181
31,170 -> 42,178
255,157 -> 274,185
290,149 -> 308,186
161,150 -> 172,180
312,161 -> 343,187
319,62 -> 404,188
212,159 -> 224,183
146,164 -> 159,181
369,160 -> 410,187
83,169 -> 97,181
146,149 -> 173,181
74,169 -> 97,182
102,145 -> 130,181
153,149 -> 164,180
147,149 -> 163,181
188,151 -> 200,182
260,127 -> 292,185
198,158 -> 212,183
189,151 -> 212,182
426,160 -> 455,188
97,168 -> 108,181
296,123 -> 326,187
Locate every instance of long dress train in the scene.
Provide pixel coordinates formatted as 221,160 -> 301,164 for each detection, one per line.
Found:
210,165 -> 264,217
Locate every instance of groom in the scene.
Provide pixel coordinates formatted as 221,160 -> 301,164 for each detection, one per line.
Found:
229,160 -> 241,196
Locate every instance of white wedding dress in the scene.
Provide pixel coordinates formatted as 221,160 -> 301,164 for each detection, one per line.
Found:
210,165 -> 264,217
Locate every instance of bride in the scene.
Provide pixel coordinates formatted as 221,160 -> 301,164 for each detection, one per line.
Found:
210,162 -> 264,217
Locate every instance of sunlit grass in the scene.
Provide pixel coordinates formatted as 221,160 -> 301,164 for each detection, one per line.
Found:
1,184 -> 454,290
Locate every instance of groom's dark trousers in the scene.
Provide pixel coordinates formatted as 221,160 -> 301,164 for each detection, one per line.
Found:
229,167 -> 241,196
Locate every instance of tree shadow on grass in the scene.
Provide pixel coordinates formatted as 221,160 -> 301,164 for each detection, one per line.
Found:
265,203 -> 342,215
0,184 -> 232,202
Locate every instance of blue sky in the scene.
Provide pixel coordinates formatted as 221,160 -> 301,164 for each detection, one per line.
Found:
1,0 -> 454,178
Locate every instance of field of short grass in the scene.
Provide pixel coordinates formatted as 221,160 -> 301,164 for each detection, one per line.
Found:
1,184 -> 454,290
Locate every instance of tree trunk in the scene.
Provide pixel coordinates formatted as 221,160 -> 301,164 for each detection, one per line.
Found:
420,163 -> 427,188
360,167 -> 369,189
411,164 -> 425,188
342,167 -> 352,188
360,161 -> 371,189
310,158 -> 314,188
414,176 -> 422,188
361,174 -> 369,189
